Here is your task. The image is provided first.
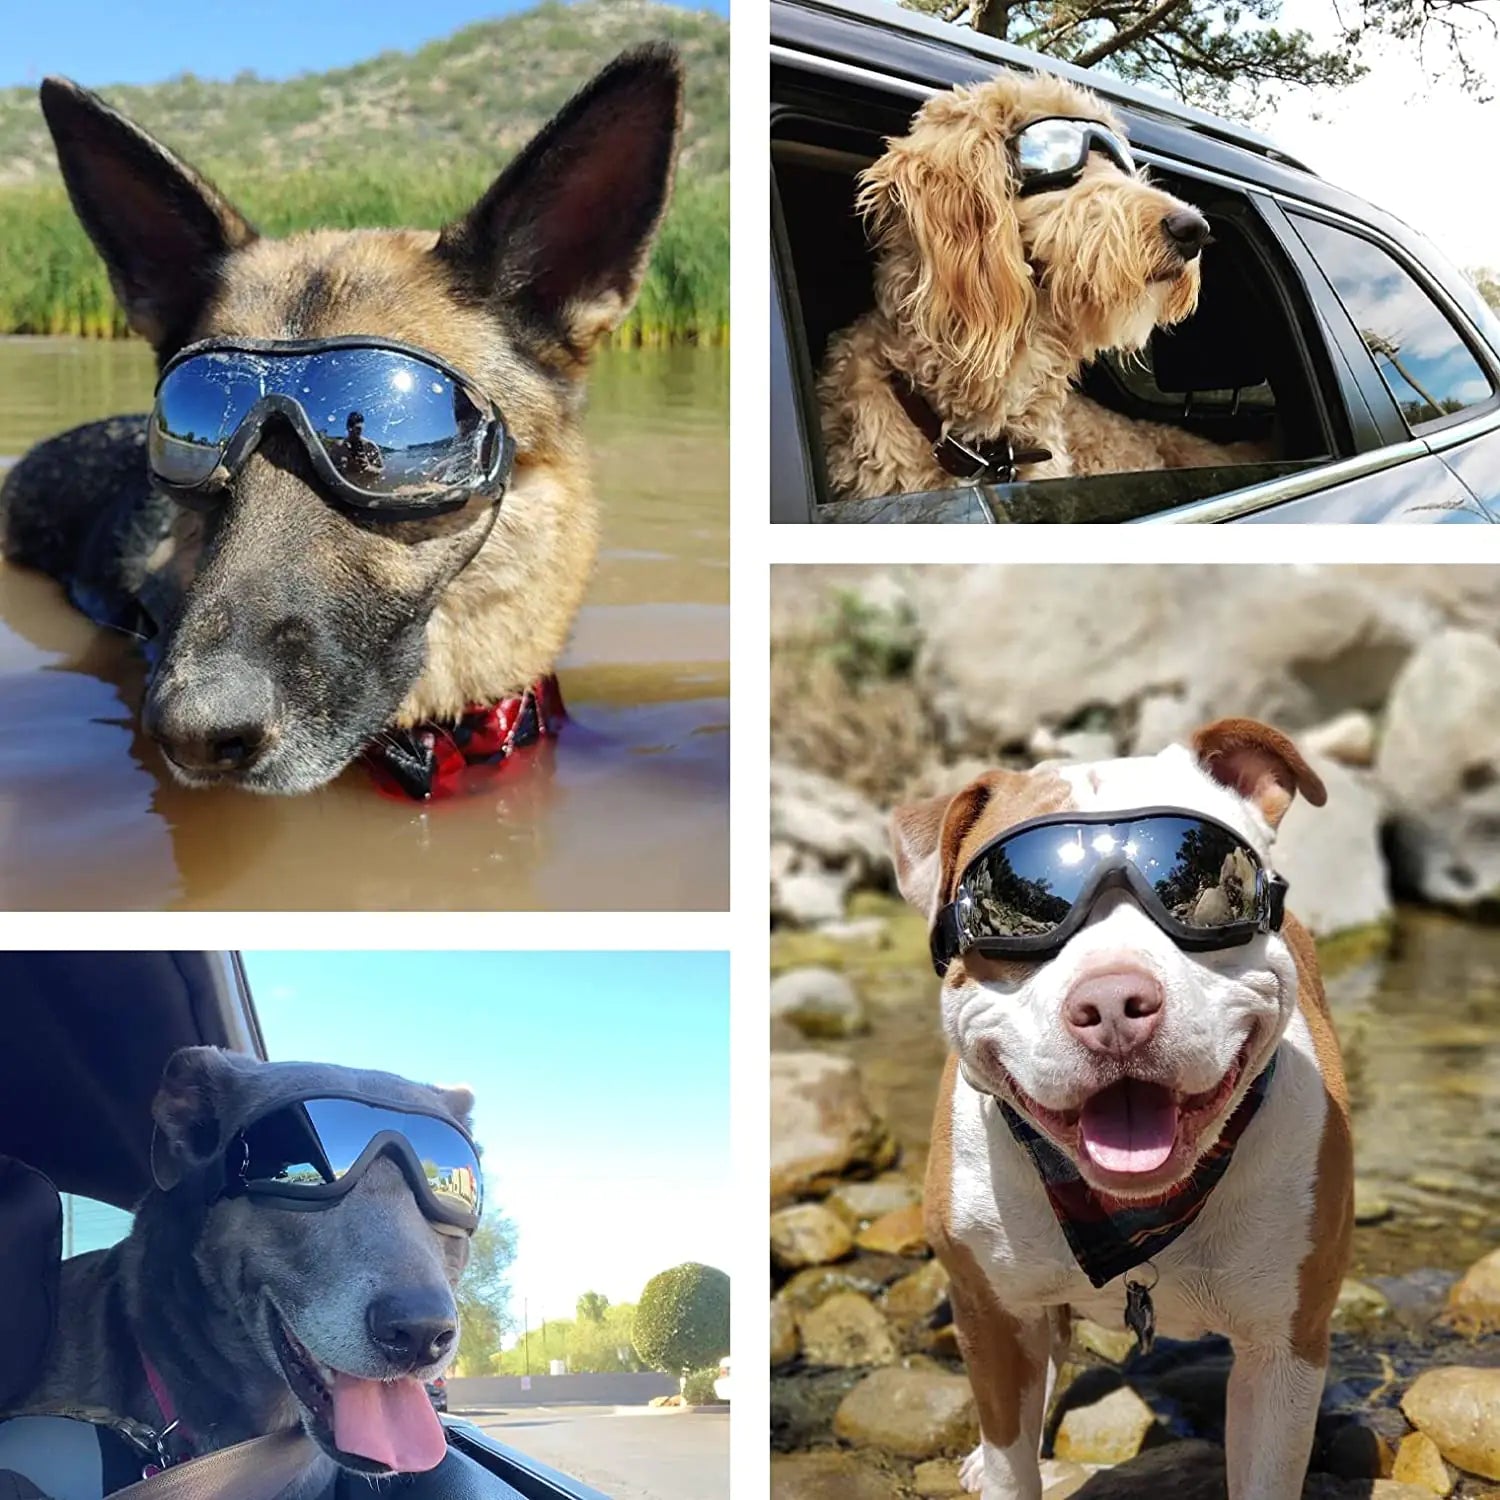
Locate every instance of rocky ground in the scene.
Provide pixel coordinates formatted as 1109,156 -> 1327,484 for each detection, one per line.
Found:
771,996 -> 1500,1500
769,565 -> 1500,1499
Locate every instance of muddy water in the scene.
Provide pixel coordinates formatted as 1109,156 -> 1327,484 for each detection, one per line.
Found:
0,338 -> 728,910
796,905 -> 1500,1281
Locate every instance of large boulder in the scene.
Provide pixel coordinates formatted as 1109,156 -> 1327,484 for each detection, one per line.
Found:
770,1052 -> 897,1201
771,762 -> 890,883
1377,630 -> 1500,906
1274,752 -> 1391,937
909,566 -> 1428,754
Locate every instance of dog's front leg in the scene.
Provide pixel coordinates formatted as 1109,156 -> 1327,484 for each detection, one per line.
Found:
1224,1338 -> 1326,1500
949,1275 -> 1051,1500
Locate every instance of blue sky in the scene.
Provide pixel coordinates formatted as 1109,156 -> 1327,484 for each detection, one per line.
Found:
2,0 -> 726,88
243,951 -> 729,1326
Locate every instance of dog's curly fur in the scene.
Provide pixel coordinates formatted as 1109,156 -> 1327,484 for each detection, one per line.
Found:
819,70 -> 1250,502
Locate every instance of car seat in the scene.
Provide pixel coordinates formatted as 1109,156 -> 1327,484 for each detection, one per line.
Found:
0,1158 -> 141,1499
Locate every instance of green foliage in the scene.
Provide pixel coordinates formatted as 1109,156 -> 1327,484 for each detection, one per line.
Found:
577,1291 -> 610,1323
0,0 -> 728,343
896,0 -> 1490,113
818,589 -> 921,690
632,1262 -> 730,1376
453,1217 -> 518,1377
682,1366 -> 722,1405
1470,268 -> 1500,316
497,1303 -> 643,1376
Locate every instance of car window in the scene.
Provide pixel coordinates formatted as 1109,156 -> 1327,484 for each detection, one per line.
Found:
62,1194 -> 132,1258
1291,214 -> 1493,429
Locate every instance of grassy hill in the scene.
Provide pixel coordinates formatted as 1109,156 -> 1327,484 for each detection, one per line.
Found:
0,0 -> 728,340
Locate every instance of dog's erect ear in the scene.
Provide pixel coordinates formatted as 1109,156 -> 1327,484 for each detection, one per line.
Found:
432,1083 -> 475,1134
150,1046 -> 239,1191
1191,718 -> 1327,830
857,95 -> 1034,386
38,78 -> 256,353
890,777 -> 1006,917
434,45 -> 682,362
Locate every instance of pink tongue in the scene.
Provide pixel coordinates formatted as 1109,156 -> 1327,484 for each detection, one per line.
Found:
1078,1079 -> 1178,1174
331,1373 -> 447,1472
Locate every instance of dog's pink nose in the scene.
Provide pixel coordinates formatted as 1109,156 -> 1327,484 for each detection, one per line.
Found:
1064,970 -> 1163,1056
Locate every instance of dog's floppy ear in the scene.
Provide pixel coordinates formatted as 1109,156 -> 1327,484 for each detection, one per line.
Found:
1191,718 -> 1327,830
434,44 -> 682,362
150,1046 -> 238,1191
890,777 -> 1005,918
858,96 -> 1034,386
38,78 -> 256,354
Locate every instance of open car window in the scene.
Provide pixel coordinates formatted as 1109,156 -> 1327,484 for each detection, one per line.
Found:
771,107 -> 1345,519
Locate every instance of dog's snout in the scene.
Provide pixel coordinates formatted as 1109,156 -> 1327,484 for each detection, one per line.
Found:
1161,209 -> 1210,261
366,1291 -> 458,1369
145,660 -> 278,776
1064,969 -> 1163,1056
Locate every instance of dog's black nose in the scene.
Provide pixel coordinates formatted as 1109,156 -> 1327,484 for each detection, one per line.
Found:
1161,210 -> 1210,261
144,663 -> 277,776
367,1292 -> 459,1369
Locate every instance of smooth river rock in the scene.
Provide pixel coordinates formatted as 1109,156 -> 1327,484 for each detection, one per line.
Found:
1054,1385 -> 1161,1464
770,1052 -> 896,1201
833,1365 -> 980,1458
770,1451 -> 897,1500
770,1203 -> 856,1269
1445,1245 -> 1500,1332
797,1291 -> 898,1369
1400,1365 -> 1500,1480
1390,1432 -> 1452,1496
770,967 -> 868,1039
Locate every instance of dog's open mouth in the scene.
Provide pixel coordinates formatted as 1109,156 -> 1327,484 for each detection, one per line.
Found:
272,1314 -> 447,1474
1002,1036 -> 1255,1187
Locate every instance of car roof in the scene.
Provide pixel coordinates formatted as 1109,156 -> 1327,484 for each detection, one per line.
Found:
0,952 -> 264,1208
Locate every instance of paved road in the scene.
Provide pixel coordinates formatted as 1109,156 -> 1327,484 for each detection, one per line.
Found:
465,1405 -> 729,1500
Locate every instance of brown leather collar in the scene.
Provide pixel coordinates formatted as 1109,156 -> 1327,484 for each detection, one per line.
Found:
888,372 -> 1052,484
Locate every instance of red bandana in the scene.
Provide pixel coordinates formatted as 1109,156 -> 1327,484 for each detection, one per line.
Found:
362,675 -> 565,801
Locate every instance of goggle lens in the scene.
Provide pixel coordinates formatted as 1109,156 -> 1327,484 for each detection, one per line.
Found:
963,814 -> 1262,943
149,345 -> 499,507
241,1096 -> 482,1222
1012,118 -> 1134,187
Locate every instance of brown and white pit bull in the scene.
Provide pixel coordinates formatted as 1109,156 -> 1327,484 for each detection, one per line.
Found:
891,719 -> 1353,1500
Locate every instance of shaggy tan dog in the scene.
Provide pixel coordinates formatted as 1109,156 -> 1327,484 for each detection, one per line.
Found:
819,71 -> 1246,502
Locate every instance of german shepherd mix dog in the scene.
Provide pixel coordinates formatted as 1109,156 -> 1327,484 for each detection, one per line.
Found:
16,1048 -> 480,1490
0,48 -> 682,795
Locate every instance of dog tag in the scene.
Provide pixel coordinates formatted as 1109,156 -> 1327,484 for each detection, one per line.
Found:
1124,1271 -> 1157,1356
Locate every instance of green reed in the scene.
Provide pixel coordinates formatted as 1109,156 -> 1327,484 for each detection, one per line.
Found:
0,167 -> 728,344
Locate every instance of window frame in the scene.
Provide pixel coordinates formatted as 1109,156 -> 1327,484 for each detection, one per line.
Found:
1280,204 -> 1500,441
769,54 -> 1387,520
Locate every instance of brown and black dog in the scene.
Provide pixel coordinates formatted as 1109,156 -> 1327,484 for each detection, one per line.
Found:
1,48 -> 682,793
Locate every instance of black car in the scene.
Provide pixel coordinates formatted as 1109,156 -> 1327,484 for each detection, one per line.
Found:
772,0 -> 1500,522
0,952 -> 608,1500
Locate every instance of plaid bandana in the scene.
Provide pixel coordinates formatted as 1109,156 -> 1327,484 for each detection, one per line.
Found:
999,1053 -> 1277,1289
362,675 -> 565,801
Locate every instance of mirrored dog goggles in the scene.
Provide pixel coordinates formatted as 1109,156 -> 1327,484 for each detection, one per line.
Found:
148,337 -> 514,519
930,807 -> 1288,976
1010,116 -> 1135,195
219,1095 -> 483,1232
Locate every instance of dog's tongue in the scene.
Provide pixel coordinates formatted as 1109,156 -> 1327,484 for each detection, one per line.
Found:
1078,1079 -> 1178,1174
331,1373 -> 447,1472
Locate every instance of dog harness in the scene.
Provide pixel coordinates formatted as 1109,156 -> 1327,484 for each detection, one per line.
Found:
888,373 -> 1053,484
997,1051 -> 1277,1301
361,675 -> 565,801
